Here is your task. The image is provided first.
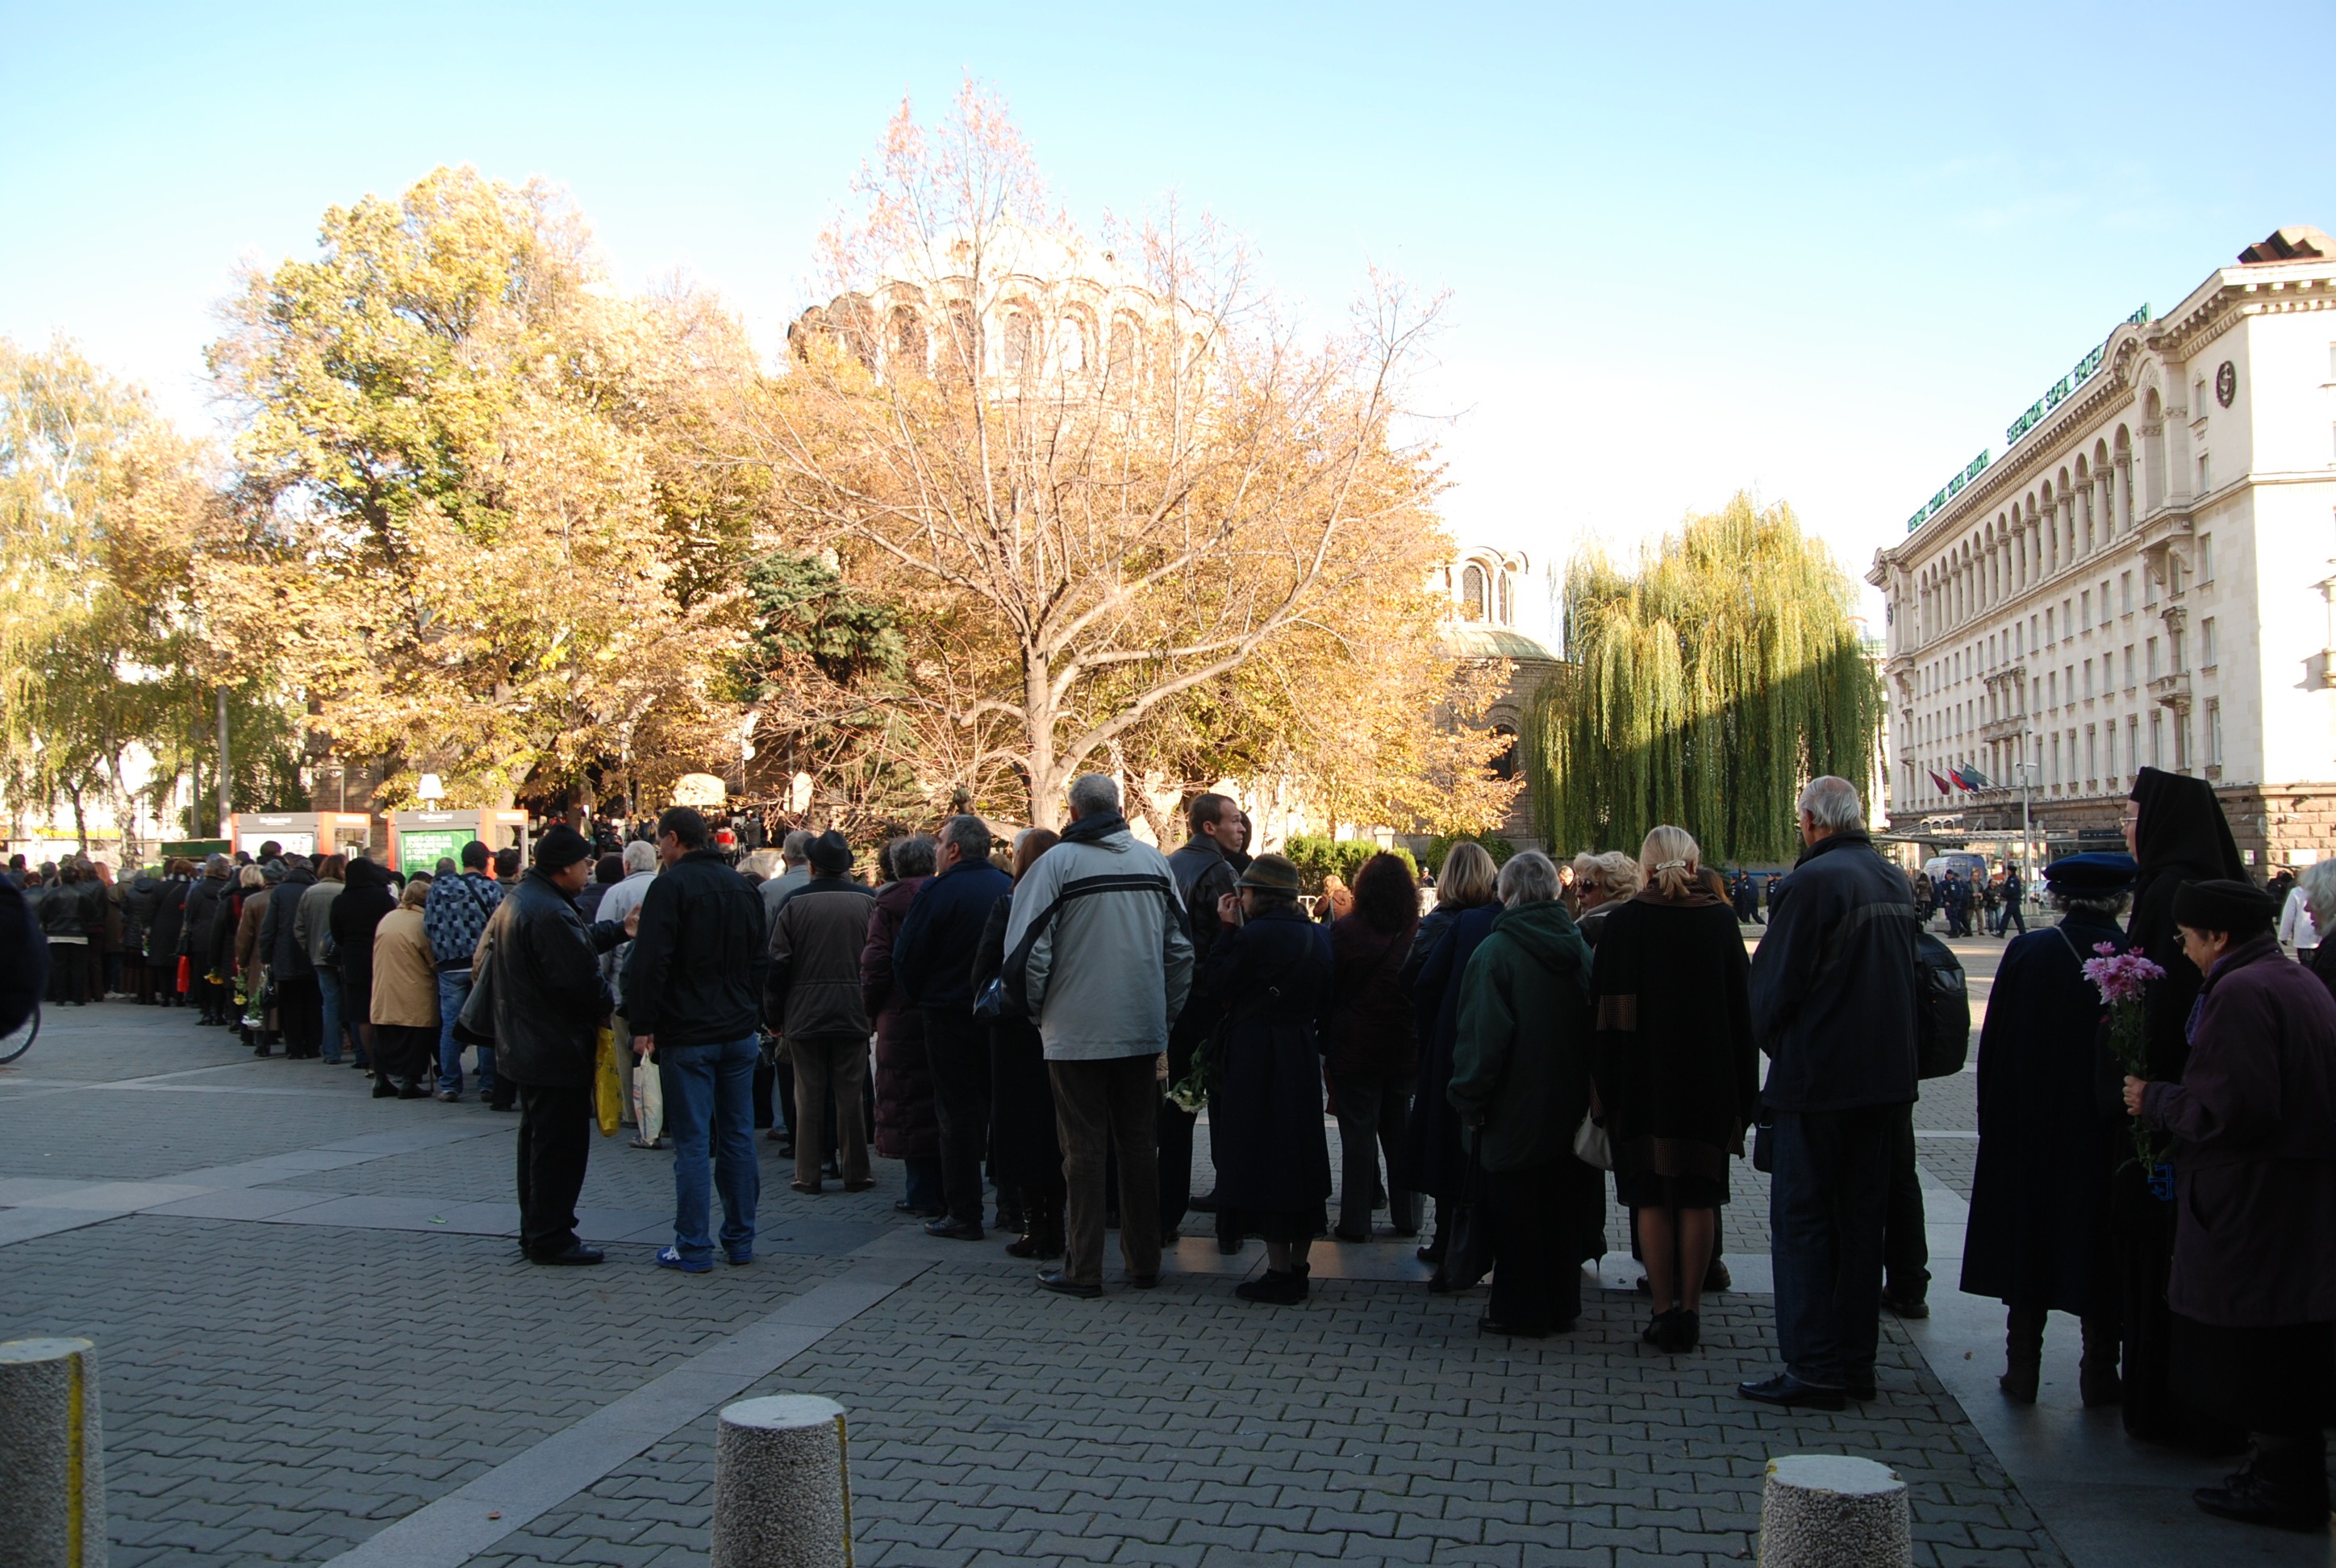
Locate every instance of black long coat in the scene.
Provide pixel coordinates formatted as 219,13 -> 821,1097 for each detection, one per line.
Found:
1397,902 -> 1499,1203
972,891 -> 1060,1190
1959,910 -> 2124,1315
1200,907 -> 1333,1216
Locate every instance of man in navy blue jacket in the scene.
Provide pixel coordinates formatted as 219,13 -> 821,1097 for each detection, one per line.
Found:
1741,776 -> 1920,1411
895,815 -> 1013,1240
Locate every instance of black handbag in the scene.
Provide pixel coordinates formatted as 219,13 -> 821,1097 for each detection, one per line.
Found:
1441,1140 -> 1496,1291
1750,1112 -> 1775,1174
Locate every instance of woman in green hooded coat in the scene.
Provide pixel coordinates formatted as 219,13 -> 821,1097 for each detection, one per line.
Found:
1449,849 -> 1603,1337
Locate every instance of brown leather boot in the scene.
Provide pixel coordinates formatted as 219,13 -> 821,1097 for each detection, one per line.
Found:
2000,1305 -> 2046,1403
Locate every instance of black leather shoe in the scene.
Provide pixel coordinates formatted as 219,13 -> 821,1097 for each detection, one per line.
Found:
1332,1226 -> 1370,1244
529,1244 -> 605,1266
924,1216 -> 983,1241
1128,1273 -> 1160,1289
1847,1374 -> 1878,1401
1738,1373 -> 1846,1411
893,1199 -> 944,1217
1879,1287 -> 1929,1319
2193,1470 -> 2331,1533
1037,1270 -> 1103,1299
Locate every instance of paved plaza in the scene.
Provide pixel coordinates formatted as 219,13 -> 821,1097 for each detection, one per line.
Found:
1,933 -> 2327,1566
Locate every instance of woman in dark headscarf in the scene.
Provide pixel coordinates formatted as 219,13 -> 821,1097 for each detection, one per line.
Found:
329,859 -> 398,1079
2113,766 -> 2247,1447
971,828 -> 1065,1260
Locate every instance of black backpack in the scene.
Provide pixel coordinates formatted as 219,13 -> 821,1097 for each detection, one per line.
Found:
1914,930 -> 1971,1078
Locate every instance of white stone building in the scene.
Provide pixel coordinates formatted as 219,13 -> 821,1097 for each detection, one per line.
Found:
1868,226 -> 2336,867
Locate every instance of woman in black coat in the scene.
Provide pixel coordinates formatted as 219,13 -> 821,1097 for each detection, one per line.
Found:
329,859 -> 398,1075
972,828 -> 1064,1260
1588,827 -> 1755,1354
1959,852 -> 2131,1406
145,861 -> 191,1006
1322,853 -> 1420,1243
1396,841 -> 1499,1281
1199,853 -> 1334,1305
2113,766 -> 2247,1447
180,857 -> 234,1024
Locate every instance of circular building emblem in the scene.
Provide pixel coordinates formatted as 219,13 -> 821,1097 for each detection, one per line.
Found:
2215,361 -> 2236,408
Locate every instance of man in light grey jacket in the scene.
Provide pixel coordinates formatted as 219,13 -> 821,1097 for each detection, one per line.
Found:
1002,773 -> 1193,1298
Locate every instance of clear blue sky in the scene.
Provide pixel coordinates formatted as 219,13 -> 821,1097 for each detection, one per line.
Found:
5,1 -> 2330,635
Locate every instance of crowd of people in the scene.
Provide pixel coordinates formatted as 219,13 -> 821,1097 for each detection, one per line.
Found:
6,758 -> 2333,1533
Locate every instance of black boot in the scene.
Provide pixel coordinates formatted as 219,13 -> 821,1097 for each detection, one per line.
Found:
2000,1305 -> 2046,1403
2194,1434 -> 2330,1533
2078,1314 -> 2123,1407
1005,1186 -> 1064,1260
371,1074 -> 396,1099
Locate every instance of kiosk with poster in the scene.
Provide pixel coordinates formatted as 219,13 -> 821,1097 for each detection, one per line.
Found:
228,811 -> 373,861
388,809 -> 529,874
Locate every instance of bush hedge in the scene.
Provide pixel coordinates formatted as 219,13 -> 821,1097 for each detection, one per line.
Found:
1280,836 -> 1419,895
1417,833 -> 1517,874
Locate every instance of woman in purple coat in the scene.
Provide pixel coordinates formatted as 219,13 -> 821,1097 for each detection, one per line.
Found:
2124,878 -> 2336,1532
862,838 -> 940,1215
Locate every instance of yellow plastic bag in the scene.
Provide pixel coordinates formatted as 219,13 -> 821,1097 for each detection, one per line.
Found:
594,1026 -> 623,1137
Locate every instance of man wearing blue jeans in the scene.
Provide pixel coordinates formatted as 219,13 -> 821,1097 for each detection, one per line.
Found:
423,841 -> 504,1101
620,806 -> 770,1271
1742,777 -> 1921,1410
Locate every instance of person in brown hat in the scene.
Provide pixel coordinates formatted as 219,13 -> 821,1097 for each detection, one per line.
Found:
1190,852 -> 1336,1303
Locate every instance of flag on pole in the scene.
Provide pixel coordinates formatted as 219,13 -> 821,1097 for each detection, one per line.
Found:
1962,766 -> 1992,789
1929,769 -> 1953,795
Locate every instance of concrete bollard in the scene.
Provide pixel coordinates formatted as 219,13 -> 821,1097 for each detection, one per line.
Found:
711,1395 -> 853,1568
1757,1453 -> 1910,1568
0,1337 -> 107,1568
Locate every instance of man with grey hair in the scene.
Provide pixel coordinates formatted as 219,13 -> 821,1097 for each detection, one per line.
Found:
895,814 -> 1014,1238
1003,774 -> 1193,1296
758,829 -> 816,924
1741,775 -> 1920,1410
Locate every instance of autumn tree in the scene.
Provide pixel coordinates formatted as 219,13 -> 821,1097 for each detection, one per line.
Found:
732,85 -> 1467,828
203,166 -> 749,811
0,337 -> 243,849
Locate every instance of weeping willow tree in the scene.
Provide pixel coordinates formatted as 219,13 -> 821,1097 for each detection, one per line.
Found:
1524,494 -> 1879,864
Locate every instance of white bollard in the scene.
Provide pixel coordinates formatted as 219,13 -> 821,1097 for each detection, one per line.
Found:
711,1394 -> 853,1568
0,1337 -> 107,1568
1757,1453 -> 1911,1568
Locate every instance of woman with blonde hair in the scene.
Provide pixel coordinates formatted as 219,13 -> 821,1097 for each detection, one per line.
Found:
1399,840 -> 1501,1281
1587,824 -> 1757,1352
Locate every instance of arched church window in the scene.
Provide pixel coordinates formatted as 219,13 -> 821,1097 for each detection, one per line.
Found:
1462,564 -> 1487,621
1061,315 -> 1087,372
1496,569 -> 1512,625
1003,310 -> 1034,377
1491,724 -> 1519,782
890,307 -> 926,374
1108,317 -> 1137,386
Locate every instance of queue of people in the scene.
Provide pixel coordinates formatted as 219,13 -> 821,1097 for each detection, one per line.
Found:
18,757 -> 2333,1535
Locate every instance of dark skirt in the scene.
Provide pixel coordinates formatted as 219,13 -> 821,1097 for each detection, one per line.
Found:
372,1022 -> 436,1081
989,1021 -> 1062,1191
2172,1313 -> 2336,1435
1240,1207 -> 1318,1245
1616,1169 -> 1728,1210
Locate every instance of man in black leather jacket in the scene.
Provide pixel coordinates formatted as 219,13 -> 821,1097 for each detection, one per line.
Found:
486,825 -> 632,1265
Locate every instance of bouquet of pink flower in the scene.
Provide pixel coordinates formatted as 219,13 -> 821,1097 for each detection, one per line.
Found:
2083,941 -> 2167,1167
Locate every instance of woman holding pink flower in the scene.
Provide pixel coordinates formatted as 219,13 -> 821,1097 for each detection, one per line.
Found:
2121,876 -> 2336,1533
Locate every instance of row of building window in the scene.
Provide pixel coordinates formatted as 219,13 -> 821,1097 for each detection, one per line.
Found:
1916,538 -> 2213,704
1913,619 -> 2217,740
1910,698 -> 2225,799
